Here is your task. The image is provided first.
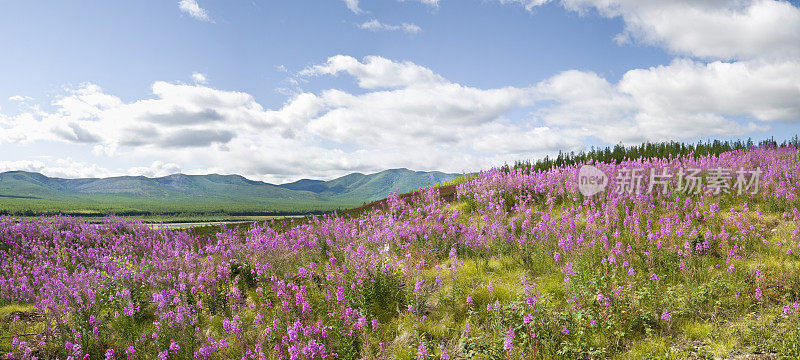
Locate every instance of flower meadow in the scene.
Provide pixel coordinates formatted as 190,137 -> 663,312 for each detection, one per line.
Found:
2,146 -> 800,359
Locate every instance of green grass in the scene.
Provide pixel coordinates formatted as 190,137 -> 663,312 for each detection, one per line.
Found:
158,194 -> 800,359
434,173 -> 478,187
0,194 -> 348,217
0,303 -> 34,318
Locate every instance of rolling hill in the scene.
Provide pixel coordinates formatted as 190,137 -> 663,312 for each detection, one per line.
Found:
0,169 -> 460,216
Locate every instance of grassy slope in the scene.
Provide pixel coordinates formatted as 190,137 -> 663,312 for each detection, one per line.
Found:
1,201 -> 798,358
179,183 -> 800,359
438,200 -> 800,359
2,146 -> 799,359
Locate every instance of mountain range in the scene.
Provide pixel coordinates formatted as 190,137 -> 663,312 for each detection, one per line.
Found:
0,169 -> 460,216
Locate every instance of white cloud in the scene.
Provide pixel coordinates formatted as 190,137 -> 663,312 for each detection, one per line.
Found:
191,72 -> 208,84
92,144 -> 118,157
497,0 -> 552,12
8,95 -> 32,102
128,161 -> 182,178
400,0 -> 440,7
0,158 -> 183,179
2,55 -> 798,182
531,58 -> 800,143
0,160 -> 46,174
342,0 -> 362,14
178,0 -> 213,22
359,19 -> 422,34
300,55 -> 445,88
308,82 -> 535,146
46,158 -> 116,178
619,59 -> 800,123
508,0 -> 800,61
0,158 -> 114,179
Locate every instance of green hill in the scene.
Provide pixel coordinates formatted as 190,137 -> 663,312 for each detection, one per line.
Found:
277,168 -> 456,199
0,168 -> 460,217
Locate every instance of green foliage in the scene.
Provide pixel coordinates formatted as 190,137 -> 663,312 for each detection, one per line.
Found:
505,136 -> 800,174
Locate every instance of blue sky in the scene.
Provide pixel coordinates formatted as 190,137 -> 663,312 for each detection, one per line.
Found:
1,0 -> 799,182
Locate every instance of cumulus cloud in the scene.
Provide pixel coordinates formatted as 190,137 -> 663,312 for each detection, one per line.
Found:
0,160 -> 47,174
52,122 -> 103,143
0,158 -> 183,179
178,0 -> 213,22
128,161 -> 181,178
192,72 -> 208,84
158,129 -> 236,148
530,58 -> 800,143
619,59 -> 800,123
0,82 -> 266,148
0,158 -> 114,179
8,95 -> 32,102
300,55 -> 445,88
359,19 -> 422,34
2,55 -> 797,182
509,0 -> 800,61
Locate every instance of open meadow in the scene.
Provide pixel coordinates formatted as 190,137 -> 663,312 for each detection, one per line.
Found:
1,145 -> 800,359
4,0 -> 800,359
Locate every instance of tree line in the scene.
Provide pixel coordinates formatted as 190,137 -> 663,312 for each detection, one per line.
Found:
503,136 -> 800,174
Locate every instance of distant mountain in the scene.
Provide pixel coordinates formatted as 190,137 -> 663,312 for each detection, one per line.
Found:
0,168 -> 461,216
277,168 -> 457,200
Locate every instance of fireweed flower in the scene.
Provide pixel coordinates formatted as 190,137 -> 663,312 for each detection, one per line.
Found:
524,314 -> 533,324
568,295 -> 580,310
503,329 -> 515,351
414,279 -> 425,294
417,344 -> 429,359
661,311 -> 672,322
